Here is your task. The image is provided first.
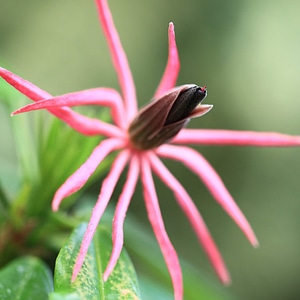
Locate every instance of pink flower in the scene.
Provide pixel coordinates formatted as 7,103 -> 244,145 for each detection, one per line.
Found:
1,0 -> 300,299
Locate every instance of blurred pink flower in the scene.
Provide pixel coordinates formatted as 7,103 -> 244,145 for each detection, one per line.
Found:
1,0 -> 300,299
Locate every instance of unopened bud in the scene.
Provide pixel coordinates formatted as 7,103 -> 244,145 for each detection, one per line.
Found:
128,84 -> 212,150
165,85 -> 207,125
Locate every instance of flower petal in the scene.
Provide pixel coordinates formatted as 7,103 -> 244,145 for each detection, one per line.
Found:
12,88 -> 126,129
0,67 -> 120,137
53,109 -> 124,137
155,22 -> 180,98
95,0 -> 137,121
103,154 -> 139,281
0,66 -> 51,99
72,149 -> 130,281
52,138 -> 125,211
173,129 -> 300,146
188,104 -> 213,119
141,156 -> 183,300
157,145 -> 259,247
147,152 -> 231,284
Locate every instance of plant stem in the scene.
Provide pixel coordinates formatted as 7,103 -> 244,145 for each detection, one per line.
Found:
0,182 -> 9,210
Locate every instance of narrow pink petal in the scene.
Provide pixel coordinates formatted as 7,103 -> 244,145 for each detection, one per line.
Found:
0,66 -> 51,99
157,145 -> 259,247
103,154 -> 139,281
141,156 -> 183,300
154,22 -> 180,99
12,88 -> 126,128
72,150 -> 130,282
52,138 -> 125,211
173,129 -> 300,147
95,0 -> 137,121
0,67 -> 120,137
147,152 -> 230,284
52,109 -> 124,137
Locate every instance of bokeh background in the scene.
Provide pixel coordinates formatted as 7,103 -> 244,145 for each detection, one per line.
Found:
1,0 -> 300,299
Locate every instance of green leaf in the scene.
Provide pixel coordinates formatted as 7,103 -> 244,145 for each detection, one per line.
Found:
0,256 -> 53,300
51,223 -> 141,300
0,181 -> 9,211
138,275 -> 174,300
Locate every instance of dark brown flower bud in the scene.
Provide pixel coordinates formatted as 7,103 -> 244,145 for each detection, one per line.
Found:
165,85 -> 207,125
128,84 -> 212,150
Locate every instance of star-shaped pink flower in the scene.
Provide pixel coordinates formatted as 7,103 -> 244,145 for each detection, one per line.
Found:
1,0 -> 300,299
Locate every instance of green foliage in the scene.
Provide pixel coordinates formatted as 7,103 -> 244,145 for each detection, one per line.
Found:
51,223 -> 141,300
0,257 -> 53,300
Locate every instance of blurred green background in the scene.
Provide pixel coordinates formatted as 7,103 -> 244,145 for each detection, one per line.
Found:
1,0 -> 300,299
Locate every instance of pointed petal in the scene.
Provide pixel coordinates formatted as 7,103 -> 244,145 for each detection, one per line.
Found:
12,88 -> 126,129
157,145 -> 259,247
0,67 -> 120,136
155,23 -> 180,98
173,129 -> 300,147
141,156 -> 183,300
52,109 -> 124,137
103,154 -> 139,281
52,138 -> 125,211
0,66 -> 51,99
188,104 -> 213,119
147,152 -> 230,284
95,0 -> 137,121
72,150 -> 129,281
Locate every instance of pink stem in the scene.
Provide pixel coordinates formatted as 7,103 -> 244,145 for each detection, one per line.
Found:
147,152 -> 230,284
141,156 -> 183,300
72,150 -> 130,281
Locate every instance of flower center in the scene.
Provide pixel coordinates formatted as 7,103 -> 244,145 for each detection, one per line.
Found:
128,85 -> 209,151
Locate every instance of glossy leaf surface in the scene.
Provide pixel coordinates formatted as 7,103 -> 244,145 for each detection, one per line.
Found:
51,223 -> 141,299
0,256 -> 53,300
